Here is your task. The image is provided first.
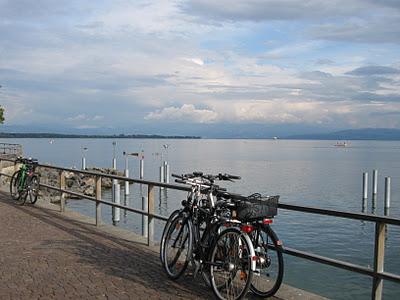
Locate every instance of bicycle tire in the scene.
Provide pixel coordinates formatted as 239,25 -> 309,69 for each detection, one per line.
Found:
160,209 -> 180,265
250,225 -> 284,298
162,213 -> 193,280
10,170 -> 27,205
10,170 -> 21,200
27,175 -> 40,204
209,227 -> 254,300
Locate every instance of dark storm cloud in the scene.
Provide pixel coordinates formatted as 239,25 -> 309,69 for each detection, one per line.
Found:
346,66 -> 400,76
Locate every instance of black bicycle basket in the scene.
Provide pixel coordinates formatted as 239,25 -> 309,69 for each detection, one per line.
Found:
236,193 -> 279,221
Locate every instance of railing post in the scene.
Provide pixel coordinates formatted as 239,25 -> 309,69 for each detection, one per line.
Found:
59,171 -> 66,212
372,222 -> 385,300
95,175 -> 102,226
147,184 -> 155,246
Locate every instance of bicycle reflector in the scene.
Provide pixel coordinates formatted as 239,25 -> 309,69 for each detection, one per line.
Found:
240,224 -> 255,233
262,218 -> 273,224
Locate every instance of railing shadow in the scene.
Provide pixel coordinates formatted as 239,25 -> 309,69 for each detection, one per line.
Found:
0,192 -> 213,299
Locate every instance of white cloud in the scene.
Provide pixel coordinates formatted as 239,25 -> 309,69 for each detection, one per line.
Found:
145,104 -> 218,123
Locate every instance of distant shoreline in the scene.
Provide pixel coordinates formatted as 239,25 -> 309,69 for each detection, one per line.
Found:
0,132 -> 201,139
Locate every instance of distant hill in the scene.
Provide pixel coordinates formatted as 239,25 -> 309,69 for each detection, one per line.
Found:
0,132 -> 201,139
286,128 -> 400,140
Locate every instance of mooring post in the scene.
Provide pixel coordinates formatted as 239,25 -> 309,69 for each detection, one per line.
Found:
139,153 -> 144,179
362,172 -> 368,211
372,170 -> 378,210
124,153 -> 130,197
164,161 -> 170,184
95,175 -> 102,226
113,183 -> 120,225
147,184 -> 155,246
160,164 -> 165,185
59,171 -> 65,212
372,222 -> 385,300
384,177 -> 391,216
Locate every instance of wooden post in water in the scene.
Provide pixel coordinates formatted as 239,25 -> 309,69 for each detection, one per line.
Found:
362,172 -> 368,212
95,175 -> 102,226
147,184 -> 155,246
372,222 -> 385,300
372,170 -> 378,211
59,171 -> 65,212
384,177 -> 391,216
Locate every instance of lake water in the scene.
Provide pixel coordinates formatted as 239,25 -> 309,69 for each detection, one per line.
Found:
2,138 -> 399,299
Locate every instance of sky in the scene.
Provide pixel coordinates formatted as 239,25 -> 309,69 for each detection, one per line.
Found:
0,0 -> 400,137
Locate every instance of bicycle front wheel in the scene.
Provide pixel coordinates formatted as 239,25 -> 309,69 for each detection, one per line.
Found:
10,170 -> 26,205
10,170 -> 21,200
160,209 -> 180,265
162,213 -> 193,280
250,225 -> 284,298
209,228 -> 254,300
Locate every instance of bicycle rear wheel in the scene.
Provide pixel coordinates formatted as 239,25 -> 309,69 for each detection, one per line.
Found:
27,175 -> 40,204
162,213 -> 193,279
250,225 -> 284,297
209,228 -> 254,300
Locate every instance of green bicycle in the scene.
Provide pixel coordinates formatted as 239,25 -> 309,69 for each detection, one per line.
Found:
10,157 -> 40,205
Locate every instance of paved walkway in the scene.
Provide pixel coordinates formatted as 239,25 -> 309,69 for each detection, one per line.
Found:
0,191 -> 326,300
0,191 -> 214,299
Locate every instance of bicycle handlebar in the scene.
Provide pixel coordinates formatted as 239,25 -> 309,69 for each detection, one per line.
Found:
172,171 -> 241,182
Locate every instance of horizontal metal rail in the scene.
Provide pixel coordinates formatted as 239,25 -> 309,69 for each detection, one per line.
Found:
39,183 -> 169,221
1,156 -> 399,299
278,203 -> 400,226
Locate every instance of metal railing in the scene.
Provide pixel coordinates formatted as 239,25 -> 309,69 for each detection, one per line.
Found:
0,143 -> 23,155
0,156 -> 399,300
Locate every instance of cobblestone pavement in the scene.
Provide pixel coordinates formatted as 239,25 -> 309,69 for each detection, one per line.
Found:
0,192 -> 214,300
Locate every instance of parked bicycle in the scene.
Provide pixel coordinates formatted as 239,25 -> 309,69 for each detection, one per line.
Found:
160,171 -> 283,299
161,172 -> 255,300
10,157 -> 40,205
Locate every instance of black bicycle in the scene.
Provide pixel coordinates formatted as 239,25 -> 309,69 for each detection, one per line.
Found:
160,172 -> 284,299
161,172 -> 256,300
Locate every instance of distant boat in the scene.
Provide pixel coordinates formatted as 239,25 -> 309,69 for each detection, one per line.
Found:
49,139 -> 55,144
334,141 -> 347,147
273,136 -> 278,140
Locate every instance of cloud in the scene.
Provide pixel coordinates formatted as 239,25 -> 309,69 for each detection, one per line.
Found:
66,114 -> 105,122
181,0 -> 369,22
145,104 -> 218,123
310,17 -> 400,44
346,66 -> 400,76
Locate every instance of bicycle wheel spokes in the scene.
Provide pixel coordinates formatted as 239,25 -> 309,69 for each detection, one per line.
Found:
210,229 -> 253,300
250,227 -> 284,297
163,215 -> 192,279
28,176 -> 40,204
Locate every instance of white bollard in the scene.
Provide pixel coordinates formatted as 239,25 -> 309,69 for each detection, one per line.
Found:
124,168 -> 129,196
385,177 -> 391,210
112,157 -> 117,170
139,158 -> 144,179
164,162 -> 170,184
113,183 -> 120,224
160,164 -> 164,183
363,172 -> 368,200
81,157 -> 86,170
